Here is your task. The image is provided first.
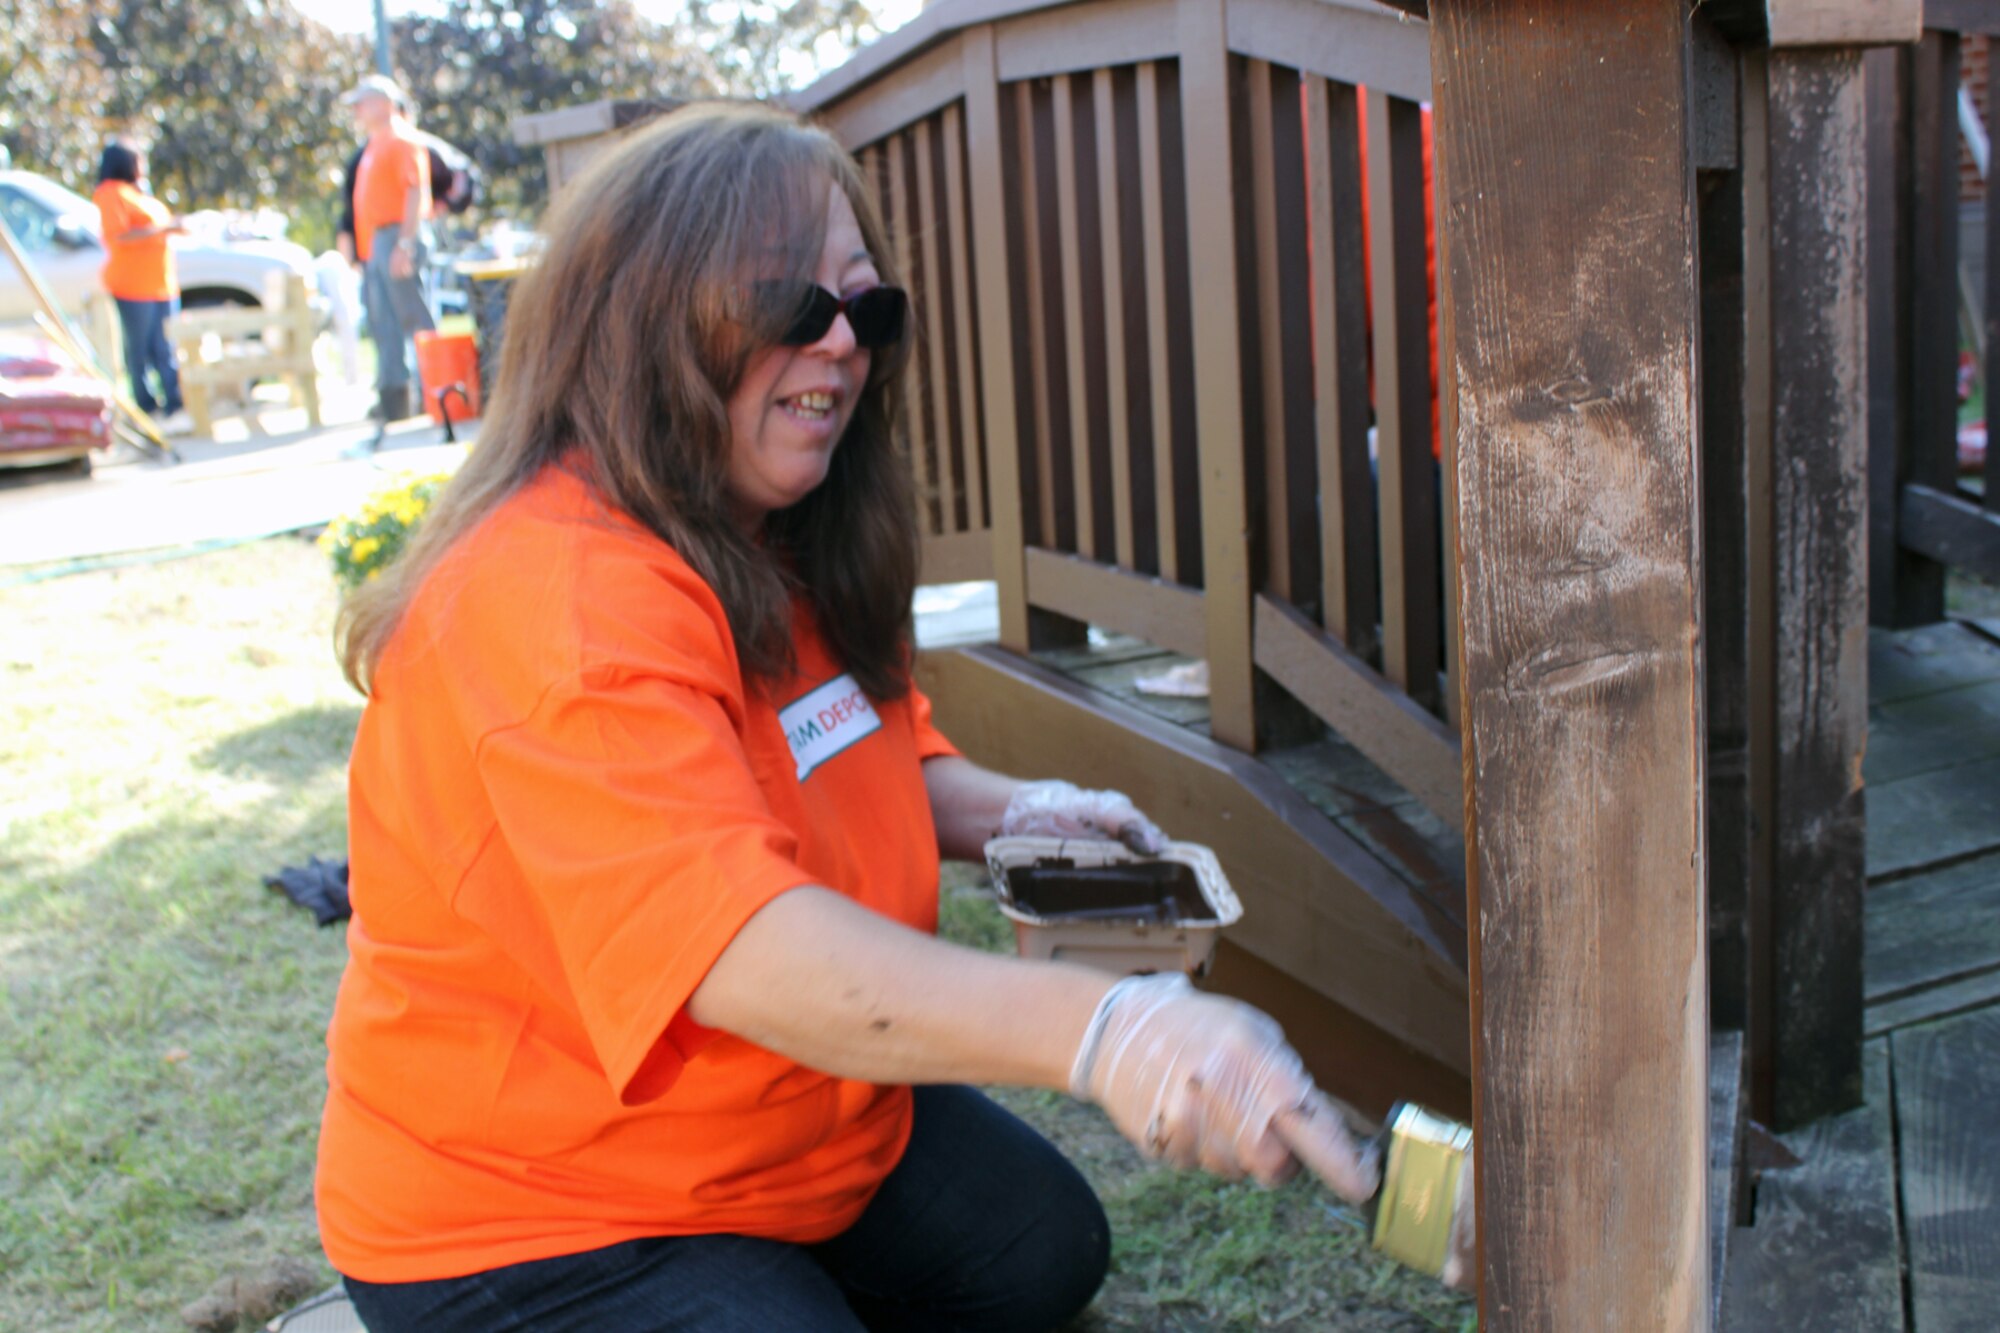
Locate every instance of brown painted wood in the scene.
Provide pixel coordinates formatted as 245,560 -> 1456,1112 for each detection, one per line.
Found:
916,642 -> 1472,1074
1177,0 -> 1257,751
1764,50 -> 1871,1130
890,128 -> 941,538
1250,60 -> 1320,612
821,36 -> 969,151
919,529 -> 995,584
914,116 -> 960,536
1094,68 -> 1137,572
992,0 -> 1178,82
1716,1041 -> 1904,1333
960,26 -> 1032,650
1900,482 -> 2000,579
1893,1006 -> 2000,1331
1153,60 -> 1205,590
1366,88 -> 1441,717
1253,594 -> 1461,826
1136,61 -> 1179,582
1429,0 -> 1708,1324
1306,75 -> 1378,657
940,103 -> 990,534
1225,0 -> 1430,102
1023,547 -> 1207,658
1923,0 -> 2000,36
1026,78 -> 1077,554
1052,74 -> 1108,561
1247,59 -> 1289,604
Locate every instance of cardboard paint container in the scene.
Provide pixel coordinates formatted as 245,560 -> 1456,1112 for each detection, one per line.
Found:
982,837 -> 1244,977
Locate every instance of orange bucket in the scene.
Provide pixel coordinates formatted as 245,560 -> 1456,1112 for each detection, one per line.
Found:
414,330 -> 481,424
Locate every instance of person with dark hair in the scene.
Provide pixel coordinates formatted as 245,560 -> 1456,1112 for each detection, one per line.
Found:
92,140 -> 191,435
318,102 -> 1377,1332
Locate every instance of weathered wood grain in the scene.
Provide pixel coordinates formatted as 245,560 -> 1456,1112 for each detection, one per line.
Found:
1868,620 -> 2000,703
1764,49 -> 1871,1130
1893,1007 -> 2000,1331
1177,0 -> 1257,749
1429,0 -> 1708,1323
1716,1040 -> 1904,1332
1867,752 -> 2000,878
1864,849 -> 2000,1002
1863,675 -> 2000,785
1866,967 -> 2000,1036
1710,1030 -> 1747,1329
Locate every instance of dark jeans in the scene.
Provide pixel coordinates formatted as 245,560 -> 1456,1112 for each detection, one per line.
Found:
342,1084 -> 1109,1332
115,297 -> 181,415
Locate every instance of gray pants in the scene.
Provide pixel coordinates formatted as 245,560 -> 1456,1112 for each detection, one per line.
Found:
362,223 -> 436,392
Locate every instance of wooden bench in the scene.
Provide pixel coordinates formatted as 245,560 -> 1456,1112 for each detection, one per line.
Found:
169,273 -> 322,437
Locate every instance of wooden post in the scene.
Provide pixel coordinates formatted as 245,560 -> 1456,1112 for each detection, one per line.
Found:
1176,0 -> 1258,751
1429,0 -> 1709,1325
1758,50 -> 1871,1129
962,25 -> 1034,652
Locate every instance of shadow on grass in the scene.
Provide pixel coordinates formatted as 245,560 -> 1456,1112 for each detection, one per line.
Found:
193,703 -> 363,783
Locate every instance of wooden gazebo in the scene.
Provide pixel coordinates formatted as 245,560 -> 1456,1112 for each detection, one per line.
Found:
791,0 -> 2000,1325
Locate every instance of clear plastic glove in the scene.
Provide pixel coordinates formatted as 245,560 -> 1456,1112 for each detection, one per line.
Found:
1070,974 -> 1379,1199
1000,779 -> 1167,855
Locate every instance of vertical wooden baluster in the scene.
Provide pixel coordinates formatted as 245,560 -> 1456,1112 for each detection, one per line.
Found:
962,27 -> 1030,649
1137,61 -> 1180,583
1307,76 -> 1377,653
1178,0 -> 1257,749
943,103 -> 989,533
1097,66 -> 1138,572
1367,89 -> 1442,714
886,132 -> 936,539
914,116 -> 958,539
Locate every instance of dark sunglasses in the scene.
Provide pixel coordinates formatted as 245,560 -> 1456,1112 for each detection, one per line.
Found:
754,282 -> 908,349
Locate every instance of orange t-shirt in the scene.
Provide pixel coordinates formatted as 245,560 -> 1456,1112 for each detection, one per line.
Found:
352,120 -> 429,261
92,180 -> 176,302
317,462 -> 959,1282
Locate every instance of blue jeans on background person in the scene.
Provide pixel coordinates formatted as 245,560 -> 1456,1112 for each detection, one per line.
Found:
341,1084 -> 1110,1332
114,296 -> 182,417
361,223 -> 436,399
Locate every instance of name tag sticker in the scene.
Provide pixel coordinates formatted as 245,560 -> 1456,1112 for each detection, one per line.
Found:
779,675 -> 882,781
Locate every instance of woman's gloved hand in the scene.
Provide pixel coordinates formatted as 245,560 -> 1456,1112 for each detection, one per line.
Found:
1069,974 -> 1379,1199
999,779 -> 1167,855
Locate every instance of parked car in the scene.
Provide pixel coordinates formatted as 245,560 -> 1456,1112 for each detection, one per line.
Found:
0,170 -> 315,321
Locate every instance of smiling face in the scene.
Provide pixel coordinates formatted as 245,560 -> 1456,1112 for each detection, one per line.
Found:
723,181 -> 878,532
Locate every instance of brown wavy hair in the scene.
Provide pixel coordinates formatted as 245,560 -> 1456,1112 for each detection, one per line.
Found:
336,102 -> 916,701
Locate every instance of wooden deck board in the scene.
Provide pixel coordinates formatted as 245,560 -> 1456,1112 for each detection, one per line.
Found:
1868,621 -> 2000,705
1865,849 -> 2000,1003
1864,676 -> 2000,785
1868,968 -> 2000,1037
1893,1007 -> 2000,1332
1867,753 -> 2000,879
1718,1041 -> 1905,1332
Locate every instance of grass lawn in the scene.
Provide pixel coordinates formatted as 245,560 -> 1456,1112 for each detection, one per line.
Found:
0,537 -> 1472,1332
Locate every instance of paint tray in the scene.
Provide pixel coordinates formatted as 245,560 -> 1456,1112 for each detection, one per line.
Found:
982,836 -> 1244,977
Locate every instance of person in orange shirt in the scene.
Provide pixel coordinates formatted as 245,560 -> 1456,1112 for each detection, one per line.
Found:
341,74 -> 435,428
320,103 -> 1379,1332
92,141 -> 191,436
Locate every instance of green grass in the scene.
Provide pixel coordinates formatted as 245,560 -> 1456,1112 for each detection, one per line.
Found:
0,538 -> 1473,1330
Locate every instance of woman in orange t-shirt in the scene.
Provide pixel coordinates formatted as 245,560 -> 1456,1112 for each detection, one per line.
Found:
91,141 -> 188,433
321,103 -> 1378,1332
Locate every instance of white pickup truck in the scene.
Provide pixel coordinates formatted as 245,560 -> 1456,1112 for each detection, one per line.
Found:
0,169 -> 316,319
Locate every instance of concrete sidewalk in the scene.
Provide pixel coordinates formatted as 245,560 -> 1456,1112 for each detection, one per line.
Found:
0,382 -> 476,573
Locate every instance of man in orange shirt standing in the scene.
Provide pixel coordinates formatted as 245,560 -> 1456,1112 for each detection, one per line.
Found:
342,75 -> 435,429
